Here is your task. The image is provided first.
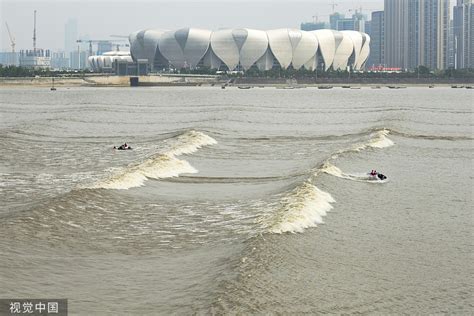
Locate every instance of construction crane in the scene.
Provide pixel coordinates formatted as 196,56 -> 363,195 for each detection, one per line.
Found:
5,22 -> 15,53
113,43 -> 130,51
311,15 -> 329,24
109,35 -> 129,39
329,1 -> 338,13
33,10 -> 37,54
76,39 -> 128,56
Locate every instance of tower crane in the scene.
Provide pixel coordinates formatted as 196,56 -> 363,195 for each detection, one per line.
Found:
33,10 -> 37,54
5,22 -> 15,53
76,39 -> 128,56
329,1 -> 338,13
109,35 -> 129,39
113,43 -> 130,51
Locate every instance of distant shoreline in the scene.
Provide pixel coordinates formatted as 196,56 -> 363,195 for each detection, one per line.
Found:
0,74 -> 473,88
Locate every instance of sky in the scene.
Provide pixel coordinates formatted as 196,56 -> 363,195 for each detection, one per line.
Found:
0,0 -> 454,52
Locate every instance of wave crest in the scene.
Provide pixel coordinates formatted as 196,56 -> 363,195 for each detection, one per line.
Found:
330,129 -> 394,159
351,129 -> 394,151
91,155 -> 198,190
165,131 -> 217,156
268,182 -> 335,234
89,131 -> 216,190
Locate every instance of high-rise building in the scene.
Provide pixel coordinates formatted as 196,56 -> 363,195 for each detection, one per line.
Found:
19,49 -> 51,69
50,51 -> 70,70
451,0 -> 473,68
419,0 -> 450,70
465,0 -> 474,68
300,21 -> 328,31
365,20 -> 372,36
369,11 -> 384,67
453,0 -> 465,68
384,0 -> 450,70
70,50 -> 89,69
0,52 -> 20,66
64,19 -> 78,54
330,13 -> 345,30
384,0 -> 410,69
407,0 -> 420,69
335,12 -> 366,32
448,20 -> 456,68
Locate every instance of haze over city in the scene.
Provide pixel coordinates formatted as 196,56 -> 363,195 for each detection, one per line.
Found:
1,0 -> 386,51
1,1 -> 472,315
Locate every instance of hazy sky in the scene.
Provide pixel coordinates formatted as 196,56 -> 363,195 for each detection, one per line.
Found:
0,0 -> 453,52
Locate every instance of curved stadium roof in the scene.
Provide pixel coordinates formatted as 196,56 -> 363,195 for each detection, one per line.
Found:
129,28 -> 370,72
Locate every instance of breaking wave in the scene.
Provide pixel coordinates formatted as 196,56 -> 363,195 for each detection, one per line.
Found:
166,130 -> 218,156
89,131 -> 217,190
265,128 -> 394,234
331,129 -> 394,159
267,182 -> 335,234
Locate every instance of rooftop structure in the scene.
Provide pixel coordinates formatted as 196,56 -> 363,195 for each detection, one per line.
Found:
129,28 -> 370,72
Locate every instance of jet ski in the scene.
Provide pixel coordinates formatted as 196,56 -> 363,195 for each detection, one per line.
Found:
114,144 -> 132,150
368,171 -> 387,180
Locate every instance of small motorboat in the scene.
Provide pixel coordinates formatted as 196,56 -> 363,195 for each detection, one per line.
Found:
114,144 -> 132,150
368,171 -> 387,180
50,78 -> 57,91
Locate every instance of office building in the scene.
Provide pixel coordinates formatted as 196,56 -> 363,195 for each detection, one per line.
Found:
384,0 -> 409,69
70,50 -> 89,69
465,0 -> 474,68
300,22 -> 327,31
64,19 -> 78,54
0,52 -> 19,66
384,0 -> 450,70
19,49 -> 51,69
369,11 -> 384,67
50,52 -> 70,70
419,0 -> 450,70
332,11 -> 367,32
330,13 -> 345,30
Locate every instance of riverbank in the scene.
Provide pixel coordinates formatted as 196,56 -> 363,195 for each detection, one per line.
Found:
1,74 -> 473,88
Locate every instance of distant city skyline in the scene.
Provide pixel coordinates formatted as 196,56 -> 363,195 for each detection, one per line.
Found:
1,0 -> 385,51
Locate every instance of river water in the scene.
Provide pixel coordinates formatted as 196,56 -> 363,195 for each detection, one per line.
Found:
0,86 -> 472,314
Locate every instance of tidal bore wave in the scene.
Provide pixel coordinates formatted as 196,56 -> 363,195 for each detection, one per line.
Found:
88,131 -> 217,190
267,182 -> 335,234
264,128 -> 394,234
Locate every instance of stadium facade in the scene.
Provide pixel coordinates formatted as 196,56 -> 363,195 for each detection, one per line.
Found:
129,28 -> 370,72
88,51 -> 132,72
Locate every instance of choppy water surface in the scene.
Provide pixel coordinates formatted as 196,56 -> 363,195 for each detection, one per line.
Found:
0,86 -> 472,314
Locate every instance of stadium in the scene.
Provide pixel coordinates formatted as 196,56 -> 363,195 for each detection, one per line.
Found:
128,28 -> 370,72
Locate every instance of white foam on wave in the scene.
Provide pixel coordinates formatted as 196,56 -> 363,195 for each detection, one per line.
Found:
90,131 -> 216,190
269,182 -> 335,234
165,130 -> 217,157
92,155 -> 198,190
355,129 -> 394,151
330,129 -> 394,160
